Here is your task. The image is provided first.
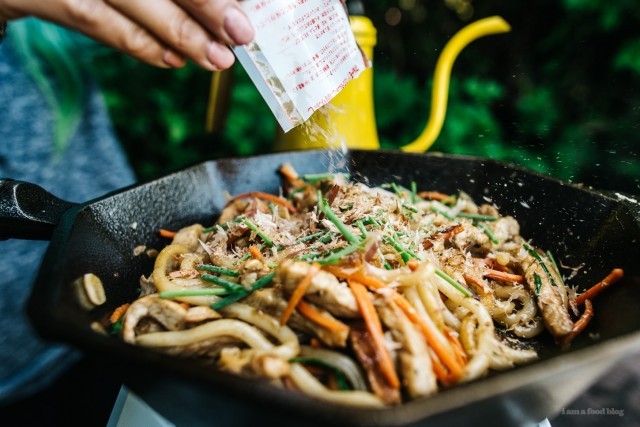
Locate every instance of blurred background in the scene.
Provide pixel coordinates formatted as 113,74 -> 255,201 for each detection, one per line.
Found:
91,0 -> 640,194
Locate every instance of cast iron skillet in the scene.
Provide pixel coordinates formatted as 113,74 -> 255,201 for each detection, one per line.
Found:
2,149 -> 640,427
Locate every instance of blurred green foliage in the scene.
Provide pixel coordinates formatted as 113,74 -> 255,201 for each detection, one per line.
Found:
93,0 -> 640,194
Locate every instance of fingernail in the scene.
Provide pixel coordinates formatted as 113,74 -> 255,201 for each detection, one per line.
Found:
163,50 -> 186,68
206,41 -> 235,70
224,7 -> 255,45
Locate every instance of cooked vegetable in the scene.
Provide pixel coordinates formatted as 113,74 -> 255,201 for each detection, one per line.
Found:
560,299 -> 594,347
317,190 -> 360,244
159,229 -> 177,238
575,268 -> 624,307
281,263 -> 321,325
196,264 -> 239,277
212,273 -> 276,311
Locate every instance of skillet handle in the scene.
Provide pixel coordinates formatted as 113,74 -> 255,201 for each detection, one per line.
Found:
0,179 -> 76,240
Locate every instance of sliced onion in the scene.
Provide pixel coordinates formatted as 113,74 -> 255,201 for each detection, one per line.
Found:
299,345 -> 367,391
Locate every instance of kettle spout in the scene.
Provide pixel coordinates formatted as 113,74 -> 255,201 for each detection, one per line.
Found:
402,16 -> 511,153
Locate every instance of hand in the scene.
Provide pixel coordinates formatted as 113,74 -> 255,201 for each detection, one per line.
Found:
0,0 -> 255,70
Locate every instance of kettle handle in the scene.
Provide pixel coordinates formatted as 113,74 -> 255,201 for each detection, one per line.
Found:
0,179 -> 75,241
402,16 -> 511,153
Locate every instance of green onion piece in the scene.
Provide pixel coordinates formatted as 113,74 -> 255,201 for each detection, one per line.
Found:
159,288 -> 230,298
384,234 -> 421,263
196,264 -> 239,277
533,273 -> 543,297
356,219 -> 368,238
402,244 -> 422,260
362,216 -> 382,228
201,226 -> 215,234
268,202 -> 277,216
398,184 -> 424,203
384,261 -> 393,270
410,181 -> 418,204
267,263 -> 279,269
216,217 -> 244,231
523,244 -> 557,287
301,173 -> 349,184
383,235 -> 408,263
320,232 -> 338,244
289,357 -> 351,391
111,318 -> 124,335
456,212 -> 498,221
317,190 -> 360,245
389,182 -> 405,199
211,273 -> 275,311
478,223 -> 499,244
296,231 -> 326,244
402,203 -> 418,213
200,274 -> 245,292
314,243 -> 361,265
249,272 -> 275,291
435,268 -> 473,298
546,250 -> 567,287
296,251 -> 323,261
211,292 -> 247,311
242,218 -> 274,247
429,206 -> 456,220
238,252 -> 252,262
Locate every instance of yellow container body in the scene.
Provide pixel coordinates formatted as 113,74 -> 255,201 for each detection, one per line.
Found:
273,16 -> 380,151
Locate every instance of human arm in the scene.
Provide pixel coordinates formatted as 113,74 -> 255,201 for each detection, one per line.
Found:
0,0 -> 254,70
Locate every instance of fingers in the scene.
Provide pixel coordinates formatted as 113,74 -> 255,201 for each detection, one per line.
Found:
176,0 -> 254,45
106,0 -> 233,70
0,0 -> 255,71
0,0 -> 28,20
64,0 -> 186,68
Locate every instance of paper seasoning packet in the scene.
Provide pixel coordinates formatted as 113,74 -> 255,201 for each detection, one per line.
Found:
233,0 -> 369,132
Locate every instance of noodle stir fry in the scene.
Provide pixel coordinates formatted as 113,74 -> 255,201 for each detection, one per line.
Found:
111,165 -> 621,406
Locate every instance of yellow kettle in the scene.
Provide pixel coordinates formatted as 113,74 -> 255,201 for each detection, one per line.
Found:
206,13 -> 510,153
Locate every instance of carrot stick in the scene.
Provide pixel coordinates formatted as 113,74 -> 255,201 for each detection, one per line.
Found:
249,245 -> 263,260
483,269 -> 524,284
561,299 -> 594,347
227,191 -> 297,213
109,303 -> 130,324
429,352 -> 458,386
463,274 -> 492,294
325,266 -> 465,381
297,300 -> 349,334
575,268 -> 624,307
348,279 -> 400,389
390,292 -> 465,381
444,327 -> 468,365
322,265 -> 358,279
418,191 -> 452,201
280,263 -> 321,325
159,229 -> 177,239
